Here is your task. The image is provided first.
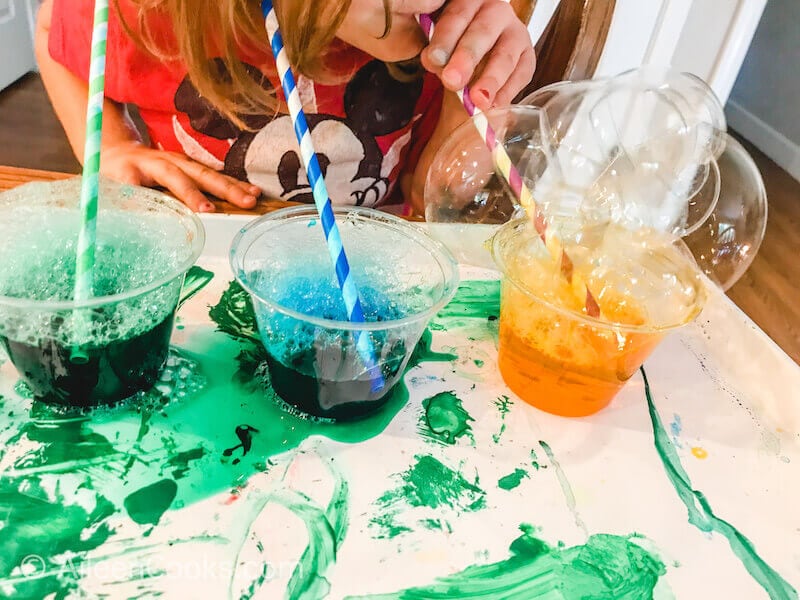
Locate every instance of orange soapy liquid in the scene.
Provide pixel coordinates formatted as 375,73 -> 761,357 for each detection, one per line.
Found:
497,278 -> 664,417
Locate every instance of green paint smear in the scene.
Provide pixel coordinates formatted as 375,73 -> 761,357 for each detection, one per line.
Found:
123,479 -> 178,526
350,524 -> 665,599
642,367 -> 798,600
498,469 -> 529,491
420,391 -> 474,445
370,455 -> 486,539
238,462 -> 349,600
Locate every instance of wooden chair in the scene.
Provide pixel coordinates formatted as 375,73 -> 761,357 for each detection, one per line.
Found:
511,0 -> 617,99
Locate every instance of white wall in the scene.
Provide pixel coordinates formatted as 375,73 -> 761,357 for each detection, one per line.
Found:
587,0 -> 765,104
726,0 -> 800,181
0,0 -> 37,91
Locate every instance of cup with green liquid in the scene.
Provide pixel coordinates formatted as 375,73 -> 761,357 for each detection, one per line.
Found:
231,206 -> 459,421
0,178 -> 205,407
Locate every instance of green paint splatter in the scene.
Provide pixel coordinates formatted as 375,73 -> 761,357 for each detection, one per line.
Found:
370,455 -> 486,539
223,425 -> 259,465
0,477 -> 115,598
123,479 -> 178,526
208,280 -> 261,344
9,416 -> 121,476
498,469 -> 529,491
420,392 -> 474,445
164,446 -> 206,480
434,280 -> 501,322
349,523 -> 665,599
178,265 -> 214,308
642,368 -> 798,599
239,562 -> 269,600
530,449 -> 541,471
198,281 -> 455,462
473,359 -> 484,368
492,395 -> 512,443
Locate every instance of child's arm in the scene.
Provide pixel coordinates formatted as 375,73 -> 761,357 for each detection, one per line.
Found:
35,0 -> 259,212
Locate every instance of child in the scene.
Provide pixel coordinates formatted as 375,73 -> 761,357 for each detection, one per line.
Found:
36,0 -> 535,215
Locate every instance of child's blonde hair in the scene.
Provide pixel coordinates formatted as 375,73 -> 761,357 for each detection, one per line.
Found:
118,0 -> 381,127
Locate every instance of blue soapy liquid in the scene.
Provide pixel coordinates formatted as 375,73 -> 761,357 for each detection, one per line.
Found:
251,274 -> 416,421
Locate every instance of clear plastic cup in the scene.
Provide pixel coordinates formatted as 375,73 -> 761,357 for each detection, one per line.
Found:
0,178 -> 205,407
492,217 -> 706,417
231,206 -> 459,421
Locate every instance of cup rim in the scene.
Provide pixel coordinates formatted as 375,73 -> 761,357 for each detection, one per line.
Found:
230,205 -> 460,331
0,179 -> 206,311
491,217 -> 706,334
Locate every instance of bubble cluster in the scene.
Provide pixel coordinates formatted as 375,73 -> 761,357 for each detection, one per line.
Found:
251,274 -> 414,374
0,205 -> 191,346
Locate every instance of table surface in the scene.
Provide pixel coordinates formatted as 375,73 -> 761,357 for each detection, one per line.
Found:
1,165 -> 799,599
0,165 -> 296,215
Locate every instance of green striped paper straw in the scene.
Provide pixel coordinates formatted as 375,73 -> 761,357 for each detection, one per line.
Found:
70,0 -> 110,364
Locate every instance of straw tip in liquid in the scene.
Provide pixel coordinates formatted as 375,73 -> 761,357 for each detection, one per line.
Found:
69,348 -> 90,365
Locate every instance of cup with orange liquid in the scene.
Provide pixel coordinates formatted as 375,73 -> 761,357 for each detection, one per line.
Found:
491,218 -> 707,417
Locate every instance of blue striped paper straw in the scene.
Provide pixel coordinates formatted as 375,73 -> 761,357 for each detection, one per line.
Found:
262,0 -> 385,392
71,0 -> 110,363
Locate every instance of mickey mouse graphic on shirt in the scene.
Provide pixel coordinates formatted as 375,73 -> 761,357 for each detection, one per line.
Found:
172,58 -> 425,206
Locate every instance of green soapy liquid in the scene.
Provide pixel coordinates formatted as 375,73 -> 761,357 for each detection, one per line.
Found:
348,524 -> 665,599
420,391 -> 474,445
0,207 -> 188,302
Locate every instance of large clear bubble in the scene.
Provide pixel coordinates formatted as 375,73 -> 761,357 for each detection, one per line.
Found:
683,134 -> 767,291
423,67 -> 767,290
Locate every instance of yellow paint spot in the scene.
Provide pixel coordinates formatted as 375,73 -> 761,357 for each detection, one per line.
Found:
691,447 -> 709,460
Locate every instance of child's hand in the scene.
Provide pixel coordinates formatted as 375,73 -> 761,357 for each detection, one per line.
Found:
418,0 -> 535,110
102,142 -> 261,212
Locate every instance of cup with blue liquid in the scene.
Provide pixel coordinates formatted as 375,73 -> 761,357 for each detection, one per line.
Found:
231,206 -> 459,421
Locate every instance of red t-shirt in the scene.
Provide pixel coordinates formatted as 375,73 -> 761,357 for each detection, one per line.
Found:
48,0 -> 443,208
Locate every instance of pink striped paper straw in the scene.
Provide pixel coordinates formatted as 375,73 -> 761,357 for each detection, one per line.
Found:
418,14 -> 600,318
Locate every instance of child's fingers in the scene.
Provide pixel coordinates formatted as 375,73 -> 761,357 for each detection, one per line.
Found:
145,160 -> 216,212
492,47 -> 536,107
440,4 -> 510,90
421,0 -> 482,74
471,42 -> 535,109
107,162 -> 143,187
169,156 -> 258,209
468,45 -> 521,110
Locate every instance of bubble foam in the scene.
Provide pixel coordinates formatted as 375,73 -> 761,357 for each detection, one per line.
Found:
0,205 -> 191,346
